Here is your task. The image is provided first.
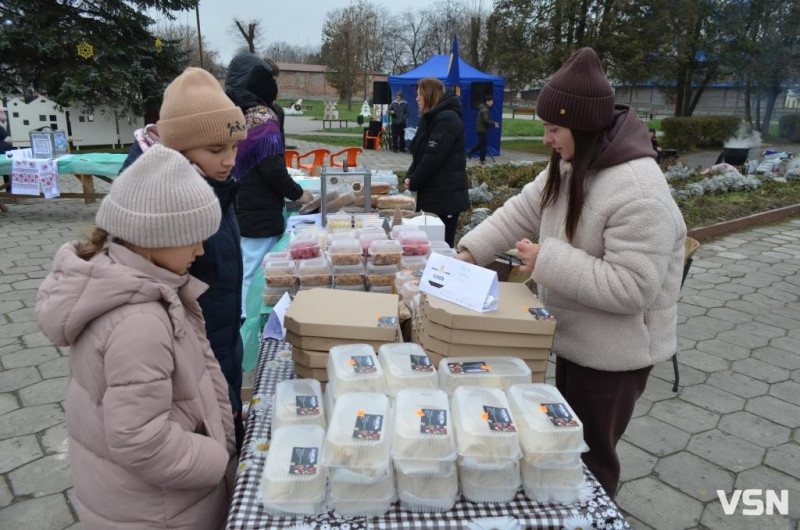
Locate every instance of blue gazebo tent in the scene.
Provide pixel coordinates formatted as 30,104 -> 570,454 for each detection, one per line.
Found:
388,55 -> 505,157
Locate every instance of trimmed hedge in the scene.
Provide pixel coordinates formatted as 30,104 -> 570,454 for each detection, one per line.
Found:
661,116 -> 741,151
778,115 -> 800,142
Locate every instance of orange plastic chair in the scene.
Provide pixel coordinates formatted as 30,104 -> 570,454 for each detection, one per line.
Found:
284,150 -> 300,168
329,147 -> 362,168
364,127 -> 384,150
297,149 -> 331,172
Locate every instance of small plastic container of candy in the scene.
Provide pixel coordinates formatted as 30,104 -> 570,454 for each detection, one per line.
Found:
359,231 -> 388,257
289,232 -> 322,260
328,238 -> 362,266
369,239 -> 403,266
326,213 -> 353,231
264,260 -> 297,288
297,257 -> 330,287
332,263 -> 365,288
396,230 -> 430,256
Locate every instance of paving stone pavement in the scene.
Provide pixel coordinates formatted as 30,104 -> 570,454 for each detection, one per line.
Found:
1,156 -> 799,529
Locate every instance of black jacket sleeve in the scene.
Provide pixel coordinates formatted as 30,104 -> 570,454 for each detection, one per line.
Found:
257,155 -> 303,201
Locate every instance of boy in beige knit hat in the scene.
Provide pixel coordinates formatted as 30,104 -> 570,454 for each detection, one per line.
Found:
118,66 -> 251,452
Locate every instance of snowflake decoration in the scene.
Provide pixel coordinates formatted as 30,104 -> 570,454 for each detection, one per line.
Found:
76,42 -> 94,59
563,514 -> 594,530
249,436 -> 270,454
154,37 -> 163,54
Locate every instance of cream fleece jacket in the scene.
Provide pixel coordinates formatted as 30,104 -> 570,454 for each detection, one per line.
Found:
459,156 -> 686,371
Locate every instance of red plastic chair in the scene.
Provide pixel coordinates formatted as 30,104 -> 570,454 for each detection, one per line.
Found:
284,150 -> 300,168
329,147 -> 362,168
364,128 -> 384,150
297,149 -> 331,172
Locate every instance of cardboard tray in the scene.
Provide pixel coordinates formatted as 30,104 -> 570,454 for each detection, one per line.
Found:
292,346 -> 328,368
421,313 -> 554,349
421,282 -> 557,335
294,363 -> 329,382
285,330 -> 389,351
419,328 -> 551,360
285,288 -> 399,341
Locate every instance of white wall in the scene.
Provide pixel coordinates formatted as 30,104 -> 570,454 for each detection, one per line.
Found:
6,97 -> 69,145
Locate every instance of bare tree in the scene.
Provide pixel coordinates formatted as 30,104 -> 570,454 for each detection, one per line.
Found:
232,18 -> 261,54
263,41 -> 321,64
154,23 -> 226,77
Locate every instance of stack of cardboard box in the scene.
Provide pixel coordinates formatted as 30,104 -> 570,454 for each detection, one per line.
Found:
416,282 -> 556,383
284,288 -> 400,384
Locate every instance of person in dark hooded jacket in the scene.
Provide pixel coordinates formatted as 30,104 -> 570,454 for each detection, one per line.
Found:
404,77 -> 469,246
225,53 -> 310,318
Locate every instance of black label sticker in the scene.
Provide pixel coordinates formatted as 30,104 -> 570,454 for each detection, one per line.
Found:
289,446 -> 318,475
541,402 -> 580,427
350,355 -> 377,374
353,413 -> 384,440
528,307 -> 556,321
448,361 -> 490,374
377,315 -> 398,328
483,405 -> 516,432
419,408 -> 447,435
410,354 -> 434,372
295,395 -> 320,416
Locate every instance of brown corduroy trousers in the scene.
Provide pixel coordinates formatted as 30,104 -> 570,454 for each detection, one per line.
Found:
555,356 -> 652,499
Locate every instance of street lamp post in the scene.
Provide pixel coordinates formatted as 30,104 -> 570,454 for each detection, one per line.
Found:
196,4 -> 204,68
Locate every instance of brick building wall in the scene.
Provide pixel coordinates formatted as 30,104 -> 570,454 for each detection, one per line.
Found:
274,63 -> 387,102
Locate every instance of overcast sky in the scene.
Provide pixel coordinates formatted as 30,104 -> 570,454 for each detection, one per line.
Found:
152,0 -> 436,65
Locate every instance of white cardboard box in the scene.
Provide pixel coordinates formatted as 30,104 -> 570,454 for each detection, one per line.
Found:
402,213 -> 445,242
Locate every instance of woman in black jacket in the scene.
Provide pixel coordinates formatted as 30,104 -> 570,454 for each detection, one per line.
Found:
225,54 -> 310,318
404,78 -> 469,246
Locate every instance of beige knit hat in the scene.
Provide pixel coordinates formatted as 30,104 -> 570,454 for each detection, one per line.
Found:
96,145 -> 221,248
158,67 -> 247,152
536,48 -> 615,132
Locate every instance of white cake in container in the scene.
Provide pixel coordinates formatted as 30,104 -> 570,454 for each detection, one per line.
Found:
378,343 -> 438,396
272,379 -> 326,433
451,386 -> 522,464
507,383 -> 588,465
392,388 -> 456,474
396,462 -> 458,513
321,392 -> 393,482
259,425 -> 327,516
458,458 -> 521,504
329,465 -> 396,517
327,344 -> 387,398
438,356 -> 531,395
521,459 -> 585,489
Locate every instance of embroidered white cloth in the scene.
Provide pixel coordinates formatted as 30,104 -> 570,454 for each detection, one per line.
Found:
10,158 -> 60,198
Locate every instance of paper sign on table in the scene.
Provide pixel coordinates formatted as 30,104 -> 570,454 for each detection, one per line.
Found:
263,292 -> 292,340
419,252 -> 498,312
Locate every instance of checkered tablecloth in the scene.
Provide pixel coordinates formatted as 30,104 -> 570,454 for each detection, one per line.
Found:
226,339 -> 631,530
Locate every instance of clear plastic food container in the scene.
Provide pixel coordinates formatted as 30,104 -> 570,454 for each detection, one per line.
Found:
430,247 -> 457,258
263,285 -> 294,306
359,231 -> 388,257
329,465 -> 396,517
321,392 -> 393,482
438,357 -> 532,396
334,284 -> 366,291
262,250 -> 290,266
289,232 -> 322,260
507,383 -> 588,465
378,343 -> 437,397
264,260 -> 297,288
259,424 -> 327,516
391,224 -> 417,239
392,388 -> 456,474
332,263 -> 365,287
458,457 -> 521,503
272,379 -> 326,433
326,213 -> 352,230
521,459 -> 585,489
399,255 -> 427,273
369,239 -> 403,266
399,278 -> 420,301
394,270 -> 415,292
451,386 -> 522,464
353,212 -> 381,229
297,257 -> 330,287
327,344 -> 386,397
328,238 -> 362,266
326,229 -> 357,248
366,261 -> 397,287
396,463 -> 458,513
369,285 -> 392,293
397,230 -> 430,256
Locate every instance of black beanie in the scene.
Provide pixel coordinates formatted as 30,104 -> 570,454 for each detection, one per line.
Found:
536,47 -> 615,132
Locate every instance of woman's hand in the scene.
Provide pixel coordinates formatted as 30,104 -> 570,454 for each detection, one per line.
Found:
514,238 -> 540,274
300,190 -> 313,203
455,249 -> 476,264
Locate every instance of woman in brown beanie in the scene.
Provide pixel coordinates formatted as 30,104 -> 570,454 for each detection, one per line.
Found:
36,146 -> 236,529
456,48 -> 687,498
